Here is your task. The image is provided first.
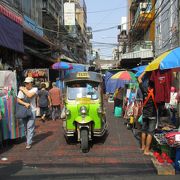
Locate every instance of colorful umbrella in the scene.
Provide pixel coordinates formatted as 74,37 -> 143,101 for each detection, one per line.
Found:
52,62 -> 73,70
106,71 -> 136,93
111,71 -> 136,81
145,47 -> 180,71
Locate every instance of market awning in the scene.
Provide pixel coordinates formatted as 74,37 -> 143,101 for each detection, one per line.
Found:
0,14 -> 24,53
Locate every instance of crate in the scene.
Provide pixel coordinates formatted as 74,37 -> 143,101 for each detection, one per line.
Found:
151,157 -> 175,175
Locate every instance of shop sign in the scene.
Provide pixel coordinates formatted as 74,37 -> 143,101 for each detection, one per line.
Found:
0,5 -> 22,25
64,3 -> 75,25
24,69 -> 49,79
24,15 -> 44,37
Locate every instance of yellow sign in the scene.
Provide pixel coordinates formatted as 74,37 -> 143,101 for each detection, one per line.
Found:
77,72 -> 89,78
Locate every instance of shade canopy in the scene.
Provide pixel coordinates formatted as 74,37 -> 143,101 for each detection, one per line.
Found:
105,71 -> 137,93
145,47 -> 180,71
111,71 -> 136,81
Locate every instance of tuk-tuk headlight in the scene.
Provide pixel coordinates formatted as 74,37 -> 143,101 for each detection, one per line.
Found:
80,106 -> 87,114
66,109 -> 71,115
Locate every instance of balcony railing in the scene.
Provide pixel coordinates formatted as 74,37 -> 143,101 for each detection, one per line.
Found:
121,41 -> 153,59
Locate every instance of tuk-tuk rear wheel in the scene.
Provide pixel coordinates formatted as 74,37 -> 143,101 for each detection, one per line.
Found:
80,129 -> 89,153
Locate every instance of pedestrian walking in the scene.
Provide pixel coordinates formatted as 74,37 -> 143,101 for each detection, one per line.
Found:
17,77 -> 38,149
49,82 -> 62,121
138,72 -> 157,155
37,83 -> 51,122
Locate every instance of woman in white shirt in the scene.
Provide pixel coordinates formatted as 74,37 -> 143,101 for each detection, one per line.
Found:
17,77 -> 38,149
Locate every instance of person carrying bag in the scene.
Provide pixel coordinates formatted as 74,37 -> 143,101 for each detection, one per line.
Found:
16,96 -> 32,119
17,77 -> 38,150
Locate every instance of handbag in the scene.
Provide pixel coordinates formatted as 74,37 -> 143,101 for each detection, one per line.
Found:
16,96 -> 32,119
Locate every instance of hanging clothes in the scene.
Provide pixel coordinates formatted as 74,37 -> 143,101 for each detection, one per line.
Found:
0,88 -> 25,141
150,70 -> 172,103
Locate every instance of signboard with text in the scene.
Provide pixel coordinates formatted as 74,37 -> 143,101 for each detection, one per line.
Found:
64,3 -> 75,26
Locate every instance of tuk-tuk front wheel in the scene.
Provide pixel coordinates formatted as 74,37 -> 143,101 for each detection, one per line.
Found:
80,129 -> 89,153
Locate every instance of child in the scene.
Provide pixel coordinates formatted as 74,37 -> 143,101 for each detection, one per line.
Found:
37,83 -> 51,122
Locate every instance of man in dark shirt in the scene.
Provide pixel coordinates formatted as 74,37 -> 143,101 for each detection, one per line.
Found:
138,72 -> 157,155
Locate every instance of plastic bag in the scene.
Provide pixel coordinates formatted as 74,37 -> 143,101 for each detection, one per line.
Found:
60,107 -> 66,119
138,115 -> 143,124
36,107 -> 41,117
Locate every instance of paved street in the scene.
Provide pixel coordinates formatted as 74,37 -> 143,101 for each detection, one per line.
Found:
0,102 -> 179,180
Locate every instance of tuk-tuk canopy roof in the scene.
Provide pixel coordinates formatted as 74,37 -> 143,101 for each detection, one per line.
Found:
64,71 -> 102,83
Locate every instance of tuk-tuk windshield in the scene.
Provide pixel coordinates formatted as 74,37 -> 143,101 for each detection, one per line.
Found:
67,84 -> 100,100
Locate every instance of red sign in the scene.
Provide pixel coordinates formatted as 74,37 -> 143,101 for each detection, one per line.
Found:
0,5 -> 23,25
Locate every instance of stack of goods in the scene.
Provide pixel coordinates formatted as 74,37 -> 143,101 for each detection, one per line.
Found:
153,152 -> 173,164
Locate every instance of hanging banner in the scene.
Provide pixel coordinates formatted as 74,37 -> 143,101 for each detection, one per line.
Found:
0,5 -> 23,25
0,15 -> 24,53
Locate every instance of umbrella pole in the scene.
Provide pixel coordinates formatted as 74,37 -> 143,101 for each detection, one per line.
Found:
156,109 -> 159,129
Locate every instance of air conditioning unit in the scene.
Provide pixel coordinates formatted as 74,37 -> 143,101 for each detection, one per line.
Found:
140,3 -> 148,11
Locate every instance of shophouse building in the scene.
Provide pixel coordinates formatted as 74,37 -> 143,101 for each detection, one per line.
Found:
64,0 -> 91,63
119,0 -> 155,69
155,0 -> 179,56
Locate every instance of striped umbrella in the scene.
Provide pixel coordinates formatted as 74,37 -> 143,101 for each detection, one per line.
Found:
111,71 -> 136,81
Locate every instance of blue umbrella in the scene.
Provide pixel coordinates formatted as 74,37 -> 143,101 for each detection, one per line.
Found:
132,65 -> 147,72
132,65 -> 147,77
146,47 -> 180,71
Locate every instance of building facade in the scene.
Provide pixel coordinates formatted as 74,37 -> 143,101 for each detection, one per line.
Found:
64,0 -> 91,63
119,0 -> 155,68
1,0 -> 92,68
155,0 -> 179,56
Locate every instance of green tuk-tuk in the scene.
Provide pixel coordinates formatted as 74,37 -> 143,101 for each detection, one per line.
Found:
63,72 -> 107,152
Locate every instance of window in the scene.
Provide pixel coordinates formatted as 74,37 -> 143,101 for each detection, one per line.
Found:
22,0 -> 31,17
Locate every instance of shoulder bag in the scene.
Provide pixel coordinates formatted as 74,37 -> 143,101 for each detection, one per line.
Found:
16,96 -> 32,119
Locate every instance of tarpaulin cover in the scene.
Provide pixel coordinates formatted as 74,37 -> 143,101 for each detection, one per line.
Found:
106,79 -> 131,93
0,15 -> 24,53
65,64 -> 87,77
104,71 -> 126,93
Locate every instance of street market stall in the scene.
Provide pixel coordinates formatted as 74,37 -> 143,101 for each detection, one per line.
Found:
136,47 -> 180,174
0,71 -> 25,145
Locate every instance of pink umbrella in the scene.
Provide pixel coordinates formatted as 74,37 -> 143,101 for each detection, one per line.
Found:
52,62 -> 73,70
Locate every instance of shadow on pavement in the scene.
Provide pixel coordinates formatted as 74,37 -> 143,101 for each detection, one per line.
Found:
0,139 -> 15,155
91,130 -> 109,146
1,161 -> 180,180
32,131 -> 53,146
0,160 -> 23,179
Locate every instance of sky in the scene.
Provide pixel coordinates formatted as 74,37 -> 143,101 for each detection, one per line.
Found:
85,0 -> 128,60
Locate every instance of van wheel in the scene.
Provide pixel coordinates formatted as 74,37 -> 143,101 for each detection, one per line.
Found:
80,129 -> 89,153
